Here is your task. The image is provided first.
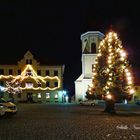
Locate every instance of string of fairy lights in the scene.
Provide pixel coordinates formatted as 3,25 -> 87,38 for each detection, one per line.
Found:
0,64 -> 61,93
88,31 -> 135,100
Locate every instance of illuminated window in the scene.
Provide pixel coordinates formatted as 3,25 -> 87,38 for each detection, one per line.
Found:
54,93 -> 58,99
46,93 -> 50,99
46,82 -> 50,87
25,82 -> 33,88
9,69 -> 13,75
46,70 -> 50,76
54,82 -> 58,87
38,93 -> 41,98
54,70 -> 58,76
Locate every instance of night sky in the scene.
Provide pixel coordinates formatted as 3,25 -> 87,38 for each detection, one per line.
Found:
0,1 -> 140,96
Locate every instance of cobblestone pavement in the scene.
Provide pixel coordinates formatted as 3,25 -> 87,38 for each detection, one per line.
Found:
0,103 -> 140,140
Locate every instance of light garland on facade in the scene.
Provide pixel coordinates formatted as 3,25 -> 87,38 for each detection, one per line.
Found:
0,64 -> 61,92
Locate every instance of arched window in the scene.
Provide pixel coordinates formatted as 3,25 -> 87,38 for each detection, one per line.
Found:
91,42 -> 96,53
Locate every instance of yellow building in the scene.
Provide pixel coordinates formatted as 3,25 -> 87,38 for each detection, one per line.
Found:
134,86 -> 140,101
0,51 -> 65,103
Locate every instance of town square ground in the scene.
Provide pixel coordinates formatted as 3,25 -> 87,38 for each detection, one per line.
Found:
0,103 -> 140,140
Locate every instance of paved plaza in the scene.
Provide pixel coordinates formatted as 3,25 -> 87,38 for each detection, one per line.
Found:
0,103 -> 140,140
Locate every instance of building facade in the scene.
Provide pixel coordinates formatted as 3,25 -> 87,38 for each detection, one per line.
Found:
0,51 -> 65,103
75,31 -> 104,102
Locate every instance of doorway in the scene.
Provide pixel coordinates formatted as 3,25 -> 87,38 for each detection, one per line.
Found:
27,92 -> 33,103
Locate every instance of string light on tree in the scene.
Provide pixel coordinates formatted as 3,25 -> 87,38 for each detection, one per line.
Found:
86,30 -> 135,113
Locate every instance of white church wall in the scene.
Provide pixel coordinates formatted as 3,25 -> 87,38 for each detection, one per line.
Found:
75,80 -> 83,102
82,54 -> 97,77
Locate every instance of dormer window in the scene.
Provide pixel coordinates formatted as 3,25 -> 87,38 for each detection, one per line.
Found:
26,59 -> 29,64
29,59 -> 32,64
26,59 -> 32,64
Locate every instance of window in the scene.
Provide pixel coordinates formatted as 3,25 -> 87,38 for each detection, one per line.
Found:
29,59 -> 32,64
26,59 -> 29,64
54,70 -> 58,76
46,93 -> 50,99
9,69 -> 13,75
25,82 -> 33,88
54,82 -> 58,87
91,42 -> 96,53
46,70 -> 50,76
18,69 -> 21,75
84,39 -> 87,42
92,64 -> 94,72
38,82 -> 41,87
37,70 -> 41,76
54,93 -> 58,99
0,92 -> 4,98
0,81 -> 4,86
46,82 -> 50,87
26,70 -> 33,76
17,93 -> 21,98
0,69 -> 4,75
9,93 -> 13,98
37,93 -> 41,98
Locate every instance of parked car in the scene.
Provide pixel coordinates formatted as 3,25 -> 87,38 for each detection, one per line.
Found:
79,100 -> 95,106
135,100 -> 140,105
0,98 -> 17,115
0,104 -> 6,116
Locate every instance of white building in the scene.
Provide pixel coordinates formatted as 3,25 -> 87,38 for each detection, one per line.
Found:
75,31 -> 104,102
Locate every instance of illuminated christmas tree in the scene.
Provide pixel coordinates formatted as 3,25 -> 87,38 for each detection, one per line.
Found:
86,31 -> 135,113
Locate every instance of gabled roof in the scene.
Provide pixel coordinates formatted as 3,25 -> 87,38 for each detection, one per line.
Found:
24,50 -> 33,59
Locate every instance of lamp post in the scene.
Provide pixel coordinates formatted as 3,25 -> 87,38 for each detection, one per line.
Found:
62,90 -> 68,103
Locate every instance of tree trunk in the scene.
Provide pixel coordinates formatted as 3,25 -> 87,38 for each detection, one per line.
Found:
104,100 -> 116,114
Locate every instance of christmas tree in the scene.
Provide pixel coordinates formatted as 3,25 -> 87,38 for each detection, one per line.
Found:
86,31 -> 135,113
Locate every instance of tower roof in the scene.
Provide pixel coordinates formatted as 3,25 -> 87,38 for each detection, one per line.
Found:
81,31 -> 104,40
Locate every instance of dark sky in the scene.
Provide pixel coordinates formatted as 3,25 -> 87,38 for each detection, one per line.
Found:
0,1 -> 140,96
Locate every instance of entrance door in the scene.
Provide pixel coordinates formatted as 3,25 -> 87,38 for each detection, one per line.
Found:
27,92 -> 33,103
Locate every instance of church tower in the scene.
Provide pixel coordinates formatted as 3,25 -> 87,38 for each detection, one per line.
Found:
75,31 -> 104,102
81,31 -> 104,78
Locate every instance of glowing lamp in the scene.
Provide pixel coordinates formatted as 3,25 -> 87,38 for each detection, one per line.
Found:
106,94 -> 112,99
128,80 -> 132,85
126,72 -> 131,76
108,60 -> 112,64
120,57 -> 125,61
100,41 -> 103,46
129,89 -> 135,94
89,84 -> 94,88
